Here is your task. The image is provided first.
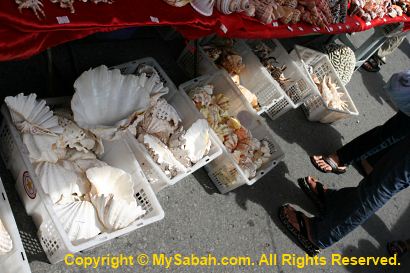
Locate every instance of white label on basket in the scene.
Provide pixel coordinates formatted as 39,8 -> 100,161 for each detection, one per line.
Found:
272,22 -> 279,27
298,27 -> 304,31
220,24 -> 228,33
20,170 -> 36,199
150,16 -> 160,23
56,16 -> 70,24
287,26 -> 293,32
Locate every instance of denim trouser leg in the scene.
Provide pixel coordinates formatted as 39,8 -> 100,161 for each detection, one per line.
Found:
336,111 -> 410,166
312,136 -> 410,249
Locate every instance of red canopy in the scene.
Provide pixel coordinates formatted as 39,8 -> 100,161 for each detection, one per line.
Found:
1,0 -> 409,61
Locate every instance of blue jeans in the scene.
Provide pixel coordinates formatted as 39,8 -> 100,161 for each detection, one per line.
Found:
336,111 -> 410,166
311,135 -> 410,248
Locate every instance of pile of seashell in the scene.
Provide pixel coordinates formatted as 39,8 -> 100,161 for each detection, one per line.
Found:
188,84 -> 271,179
203,38 -> 260,111
15,0 -> 112,20
251,42 -> 296,97
252,0 -> 347,27
162,0 -> 255,16
349,0 -> 409,22
311,75 -> 349,111
5,93 -> 146,242
72,63 -> 212,179
0,218 -> 13,255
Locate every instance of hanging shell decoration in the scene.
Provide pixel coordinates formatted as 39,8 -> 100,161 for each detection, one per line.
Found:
189,84 -> 272,179
0,218 -> 13,254
72,65 -> 168,140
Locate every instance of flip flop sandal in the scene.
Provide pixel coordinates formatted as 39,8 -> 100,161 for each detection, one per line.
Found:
278,205 -> 321,257
310,155 -> 347,174
387,241 -> 408,257
361,58 -> 380,72
298,177 -> 326,212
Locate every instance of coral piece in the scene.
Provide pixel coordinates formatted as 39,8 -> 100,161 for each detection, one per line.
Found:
15,0 -> 45,20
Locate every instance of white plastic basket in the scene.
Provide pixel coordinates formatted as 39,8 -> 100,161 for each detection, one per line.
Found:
0,99 -> 164,264
179,71 -> 284,194
0,177 -> 32,273
247,40 -> 316,119
113,58 -> 223,193
291,45 -> 359,123
177,39 -> 285,115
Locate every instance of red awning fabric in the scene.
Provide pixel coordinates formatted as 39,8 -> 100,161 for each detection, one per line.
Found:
0,0 -> 409,61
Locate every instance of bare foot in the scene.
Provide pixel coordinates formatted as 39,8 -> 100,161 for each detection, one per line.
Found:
311,154 -> 347,173
306,176 -> 327,195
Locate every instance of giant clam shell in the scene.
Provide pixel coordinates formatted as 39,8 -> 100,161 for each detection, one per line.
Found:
23,133 -> 66,163
54,200 -> 103,242
72,65 -> 168,140
90,194 -> 145,231
183,119 -> 211,163
143,134 -> 188,177
34,161 -> 83,204
57,115 -> 104,155
86,166 -> 135,203
0,219 -> 13,254
5,93 -> 63,135
139,98 -> 181,143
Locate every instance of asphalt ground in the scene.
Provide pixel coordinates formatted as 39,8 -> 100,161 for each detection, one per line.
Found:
0,27 -> 409,273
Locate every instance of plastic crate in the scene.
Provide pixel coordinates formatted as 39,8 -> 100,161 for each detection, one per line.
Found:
0,177 -> 32,273
177,39 -> 285,115
113,58 -> 223,193
291,45 -> 359,123
0,99 -> 164,264
179,71 -> 284,194
247,39 -> 316,119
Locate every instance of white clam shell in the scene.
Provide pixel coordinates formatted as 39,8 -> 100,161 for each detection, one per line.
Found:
143,134 -> 188,175
5,93 -> 63,135
57,115 -> 104,155
34,161 -> 83,204
23,133 -> 66,163
72,65 -> 157,140
91,194 -> 145,231
54,200 -> 103,242
184,119 -> 211,163
0,219 -> 13,254
86,166 -> 135,203
191,0 -> 215,16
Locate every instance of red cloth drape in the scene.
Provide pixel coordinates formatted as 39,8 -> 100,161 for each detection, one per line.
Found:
0,0 -> 409,61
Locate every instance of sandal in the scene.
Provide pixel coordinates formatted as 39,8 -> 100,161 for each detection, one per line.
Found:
298,177 -> 326,212
387,241 -> 408,257
278,205 -> 321,256
310,155 -> 347,174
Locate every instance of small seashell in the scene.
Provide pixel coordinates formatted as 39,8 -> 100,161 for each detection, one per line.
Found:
0,219 -> 13,254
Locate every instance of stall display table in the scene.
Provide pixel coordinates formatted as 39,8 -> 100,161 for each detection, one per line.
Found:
0,0 -> 409,61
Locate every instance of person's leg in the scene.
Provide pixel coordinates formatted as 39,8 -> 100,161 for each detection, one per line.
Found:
336,111 -> 410,165
311,111 -> 410,173
311,136 -> 410,248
